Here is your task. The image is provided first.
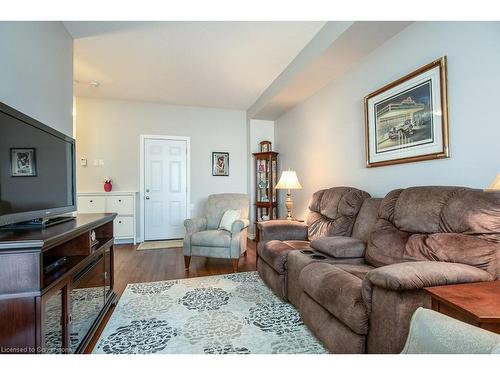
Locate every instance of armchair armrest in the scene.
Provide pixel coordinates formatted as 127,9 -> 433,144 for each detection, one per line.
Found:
184,217 -> 207,234
258,220 -> 308,242
362,261 -> 493,311
231,219 -> 249,235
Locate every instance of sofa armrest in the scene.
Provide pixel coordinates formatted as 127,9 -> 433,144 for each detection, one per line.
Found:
258,220 -> 308,242
362,261 -> 494,314
184,217 -> 207,234
311,236 -> 365,258
365,261 -> 493,292
231,219 -> 249,235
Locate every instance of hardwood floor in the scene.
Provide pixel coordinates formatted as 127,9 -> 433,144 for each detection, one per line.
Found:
85,239 -> 257,353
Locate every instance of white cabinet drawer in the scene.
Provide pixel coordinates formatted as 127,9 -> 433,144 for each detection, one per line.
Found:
78,196 -> 106,213
114,216 -> 134,238
106,195 -> 134,215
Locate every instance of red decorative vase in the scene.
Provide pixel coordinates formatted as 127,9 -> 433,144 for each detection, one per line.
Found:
104,181 -> 112,192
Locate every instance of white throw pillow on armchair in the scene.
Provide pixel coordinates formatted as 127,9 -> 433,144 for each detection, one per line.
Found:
218,209 -> 241,232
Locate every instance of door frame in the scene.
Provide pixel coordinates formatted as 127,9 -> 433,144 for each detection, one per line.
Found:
139,134 -> 191,242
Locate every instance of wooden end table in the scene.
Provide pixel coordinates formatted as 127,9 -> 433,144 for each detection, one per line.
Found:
424,281 -> 500,334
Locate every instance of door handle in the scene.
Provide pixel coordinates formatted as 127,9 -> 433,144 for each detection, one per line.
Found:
145,196 -> 150,200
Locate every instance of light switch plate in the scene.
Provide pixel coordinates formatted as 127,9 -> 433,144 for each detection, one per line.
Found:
80,158 -> 87,166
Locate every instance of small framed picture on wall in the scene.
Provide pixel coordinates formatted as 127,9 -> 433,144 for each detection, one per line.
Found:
212,152 -> 229,176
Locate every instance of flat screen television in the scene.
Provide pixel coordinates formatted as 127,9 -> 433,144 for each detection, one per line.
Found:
0,102 -> 76,227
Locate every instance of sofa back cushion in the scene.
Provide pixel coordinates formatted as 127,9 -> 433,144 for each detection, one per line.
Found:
306,187 -> 370,241
365,186 -> 500,278
352,198 -> 383,242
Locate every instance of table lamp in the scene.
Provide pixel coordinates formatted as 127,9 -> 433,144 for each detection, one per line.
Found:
486,174 -> 500,191
275,169 -> 302,220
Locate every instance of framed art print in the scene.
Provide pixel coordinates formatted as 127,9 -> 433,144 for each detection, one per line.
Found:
212,152 -> 229,176
364,57 -> 449,167
10,148 -> 37,176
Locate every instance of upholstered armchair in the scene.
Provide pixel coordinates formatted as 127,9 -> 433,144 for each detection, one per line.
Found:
402,308 -> 500,354
183,193 -> 249,272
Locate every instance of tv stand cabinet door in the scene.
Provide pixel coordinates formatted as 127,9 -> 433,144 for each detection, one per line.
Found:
40,280 -> 70,354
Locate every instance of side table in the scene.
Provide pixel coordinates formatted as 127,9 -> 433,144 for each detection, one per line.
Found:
424,281 -> 500,334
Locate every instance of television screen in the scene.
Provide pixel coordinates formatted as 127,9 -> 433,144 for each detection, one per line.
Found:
0,103 -> 76,226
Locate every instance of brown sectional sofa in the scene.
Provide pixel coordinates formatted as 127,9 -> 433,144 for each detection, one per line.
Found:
257,186 -> 500,354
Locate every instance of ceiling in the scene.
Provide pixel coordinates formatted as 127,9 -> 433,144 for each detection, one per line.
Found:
64,21 -> 326,110
249,21 -> 412,120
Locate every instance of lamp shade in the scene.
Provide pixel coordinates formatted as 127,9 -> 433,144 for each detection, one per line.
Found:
487,174 -> 500,190
275,170 -> 302,190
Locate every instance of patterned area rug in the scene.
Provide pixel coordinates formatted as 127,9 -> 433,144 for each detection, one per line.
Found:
93,272 -> 328,354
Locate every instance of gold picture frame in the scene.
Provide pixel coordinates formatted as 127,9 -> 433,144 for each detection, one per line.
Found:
364,57 -> 449,168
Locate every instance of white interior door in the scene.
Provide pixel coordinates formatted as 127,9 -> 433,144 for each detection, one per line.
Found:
144,138 -> 188,240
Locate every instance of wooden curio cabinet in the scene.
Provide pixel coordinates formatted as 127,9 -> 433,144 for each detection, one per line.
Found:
252,152 -> 279,222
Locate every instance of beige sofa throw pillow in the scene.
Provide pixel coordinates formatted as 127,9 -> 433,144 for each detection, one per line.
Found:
219,209 -> 241,232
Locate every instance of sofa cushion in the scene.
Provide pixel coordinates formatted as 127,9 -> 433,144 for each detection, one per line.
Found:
310,236 -> 366,258
365,187 -> 500,277
351,198 -> 382,242
306,187 -> 370,241
258,240 -> 312,274
191,230 -> 231,247
300,262 -> 373,335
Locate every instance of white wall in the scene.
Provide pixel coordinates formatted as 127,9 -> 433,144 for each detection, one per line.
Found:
75,97 -> 248,237
0,22 -> 73,136
275,22 -> 500,219
249,119 -> 275,235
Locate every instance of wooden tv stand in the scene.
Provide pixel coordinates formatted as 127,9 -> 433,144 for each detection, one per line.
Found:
0,213 -> 117,354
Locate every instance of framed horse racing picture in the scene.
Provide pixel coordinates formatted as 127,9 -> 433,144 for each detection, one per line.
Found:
364,57 -> 449,167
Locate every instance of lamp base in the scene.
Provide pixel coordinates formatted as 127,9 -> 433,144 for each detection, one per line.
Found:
285,190 -> 293,220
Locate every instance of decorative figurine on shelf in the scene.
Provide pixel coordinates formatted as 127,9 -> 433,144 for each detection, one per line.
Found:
259,140 -> 272,152
260,195 -> 269,202
104,177 -> 113,192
